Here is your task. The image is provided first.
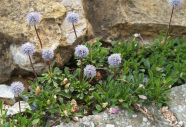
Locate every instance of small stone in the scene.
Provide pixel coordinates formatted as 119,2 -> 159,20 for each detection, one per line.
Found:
105,124 -> 115,127
143,117 -> 148,122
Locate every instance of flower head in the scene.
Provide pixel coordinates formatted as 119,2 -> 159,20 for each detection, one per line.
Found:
108,54 -> 122,67
42,49 -> 54,61
143,78 -> 149,84
66,12 -> 79,24
109,106 -> 119,114
75,45 -> 89,59
10,81 -> 25,95
169,0 -> 182,7
21,42 -> 35,56
27,12 -> 41,25
84,65 -> 96,78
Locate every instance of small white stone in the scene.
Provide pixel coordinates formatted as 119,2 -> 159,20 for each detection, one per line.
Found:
143,117 -> 148,122
126,125 -> 132,127
132,114 -> 137,118
106,124 -> 115,127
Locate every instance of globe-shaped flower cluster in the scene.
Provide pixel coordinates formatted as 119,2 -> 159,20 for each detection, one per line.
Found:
27,12 -> 41,26
84,65 -> 96,78
42,49 -> 54,61
75,45 -> 89,59
169,0 -> 182,7
108,54 -> 122,67
10,81 -> 25,95
21,42 -> 35,56
66,12 -> 79,24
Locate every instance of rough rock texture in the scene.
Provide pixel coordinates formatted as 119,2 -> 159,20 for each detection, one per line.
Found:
0,0 -> 90,83
0,85 -> 15,105
82,0 -> 186,43
54,84 -> 186,127
6,101 -> 31,117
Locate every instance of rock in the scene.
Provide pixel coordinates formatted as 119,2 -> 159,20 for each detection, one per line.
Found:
6,101 -> 31,117
0,85 -> 15,105
82,0 -> 186,43
0,0 -> 91,82
169,84 -> 186,126
0,33 -> 14,83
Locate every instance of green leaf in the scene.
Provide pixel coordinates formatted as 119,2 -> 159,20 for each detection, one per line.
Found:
95,104 -> 102,111
144,59 -> 150,69
58,92 -> 71,99
53,87 -> 61,92
53,81 -> 58,87
32,119 -> 40,125
92,92 -> 102,103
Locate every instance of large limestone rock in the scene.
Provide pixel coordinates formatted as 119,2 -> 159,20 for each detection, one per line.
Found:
82,0 -> 186,43
0,0 -> 90,82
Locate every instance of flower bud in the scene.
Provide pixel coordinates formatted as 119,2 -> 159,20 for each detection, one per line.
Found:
71,106 -> 79,113
35,86 -> 41,95
84,109 -> 88,115
54,95 -> 57,101
119,99 -> 124,102
71,99 -> 77,106
64,110 -> 68,117
118,42 -> 121,46
65,83 -> 70,89
63,78 -> 68,84
47,99 -> 50,104
156,67 -> 163,71
102,102 -> 108,108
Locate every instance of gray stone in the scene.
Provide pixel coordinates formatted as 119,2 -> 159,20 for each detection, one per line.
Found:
7,101 -> 31,117
0,85 -> 15,105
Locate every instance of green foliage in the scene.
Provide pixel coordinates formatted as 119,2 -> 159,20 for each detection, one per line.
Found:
4,33 -> 185,126
76,39 -> 109,68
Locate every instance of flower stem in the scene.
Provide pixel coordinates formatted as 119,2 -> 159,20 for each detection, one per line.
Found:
165,6 -> 174,43
18,95 -> 21,117
90,43 -> 93,65
29,55 -> 39,85
80,58 -> 83,84
72,23 -> 78,43
34,25 -> 43,49
48,61 -> 51,73
114,67 -> 116,82
88,77 -> 90,95
34,25 -> 51,74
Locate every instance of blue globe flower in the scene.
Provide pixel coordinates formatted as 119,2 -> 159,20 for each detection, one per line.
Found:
10,81 -> 25,95
75,45 -> 89,59
21,42 -> 35,56
108,54 -> 122,67
84,65 -> 96,78
42,49 -> 54,61
169,0 -> 182,7
66,12 -> 79,24
27,12 -> 41,25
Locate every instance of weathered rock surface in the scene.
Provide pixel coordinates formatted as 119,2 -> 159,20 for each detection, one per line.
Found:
0,85 -> 15,105
82,0 -> 186,43
0,0 -> 90,83
6,101 -> 31,117
55,84 -> 186,127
